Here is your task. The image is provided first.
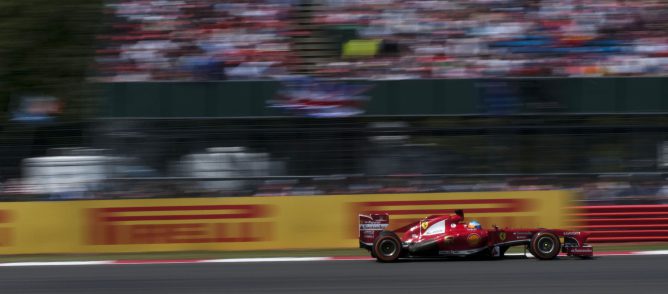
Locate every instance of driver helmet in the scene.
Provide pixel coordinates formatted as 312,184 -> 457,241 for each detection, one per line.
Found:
467,220 -> 481,230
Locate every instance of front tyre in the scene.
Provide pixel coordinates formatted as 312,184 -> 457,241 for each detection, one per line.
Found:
530,232 -> 561,260
372,231 -> 402,262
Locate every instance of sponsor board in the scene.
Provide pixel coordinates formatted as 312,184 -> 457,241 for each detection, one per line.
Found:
0,210 -> 11,247
88,205 -> 274,245
0,191 -> 572,255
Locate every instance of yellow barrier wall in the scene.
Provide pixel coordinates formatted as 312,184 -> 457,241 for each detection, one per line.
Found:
0,191 -> 572,255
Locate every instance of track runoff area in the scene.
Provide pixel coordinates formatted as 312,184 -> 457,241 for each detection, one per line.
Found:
0,249 -> 661,266
1,253 -> 668,294
0,249 -> 666,266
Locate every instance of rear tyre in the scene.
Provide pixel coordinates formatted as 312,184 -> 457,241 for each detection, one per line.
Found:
530,232 -> 561,260
372,231 -> 402,262
371,231 -> 394,258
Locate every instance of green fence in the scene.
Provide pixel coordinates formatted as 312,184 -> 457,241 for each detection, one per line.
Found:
98,77 -> 668,117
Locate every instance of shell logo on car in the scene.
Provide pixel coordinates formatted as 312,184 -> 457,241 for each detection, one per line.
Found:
467,233 -> 481,246
443,235 -> 455,245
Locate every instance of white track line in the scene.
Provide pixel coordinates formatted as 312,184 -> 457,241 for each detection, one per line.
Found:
0,261 -> 113,267
1,250 -> 667,267
631,250 -> 668,255
506,253 -> 535,258
202,257 -> 329,263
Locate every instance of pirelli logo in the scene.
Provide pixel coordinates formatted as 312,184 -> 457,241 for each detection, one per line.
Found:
0,210 -> 12,246
349,198 -> 538,236
88,205 -> 275,245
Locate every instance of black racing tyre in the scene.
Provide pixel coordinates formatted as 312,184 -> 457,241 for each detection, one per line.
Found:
530,232 -> 561,260
370,231 -> 394,258
372,231 -> 402,262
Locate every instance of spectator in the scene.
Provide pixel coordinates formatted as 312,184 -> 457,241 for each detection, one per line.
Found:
97,0 -> 296,81
98,0 -> 668,79
313,0 -> 668,79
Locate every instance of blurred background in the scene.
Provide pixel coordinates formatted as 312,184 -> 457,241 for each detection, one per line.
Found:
3,2 -> 668,293
0,0 -> 667,205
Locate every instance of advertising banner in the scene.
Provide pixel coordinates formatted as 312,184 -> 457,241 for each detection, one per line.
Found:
0,191 -> 572,255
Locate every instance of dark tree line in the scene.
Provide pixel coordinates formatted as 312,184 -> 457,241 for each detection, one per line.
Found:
0,0 -> 104,120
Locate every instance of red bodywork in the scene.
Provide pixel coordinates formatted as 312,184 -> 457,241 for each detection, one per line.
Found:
359,211 -> 593,261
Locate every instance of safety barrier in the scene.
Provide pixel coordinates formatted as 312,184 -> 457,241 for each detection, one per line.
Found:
568,205 -> 668,243
100,78 -> 668,118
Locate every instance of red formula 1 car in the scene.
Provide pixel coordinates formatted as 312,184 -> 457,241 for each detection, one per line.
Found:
359,209 -> 593,262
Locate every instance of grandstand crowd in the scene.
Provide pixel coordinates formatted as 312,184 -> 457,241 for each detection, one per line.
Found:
97,0 -> 668,80
97,0 -> 297,81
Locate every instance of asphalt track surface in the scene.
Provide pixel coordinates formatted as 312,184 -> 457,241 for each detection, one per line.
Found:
1,255 -> 667,294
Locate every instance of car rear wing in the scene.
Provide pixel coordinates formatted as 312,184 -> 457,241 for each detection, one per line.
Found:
359,213 -> 389,249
